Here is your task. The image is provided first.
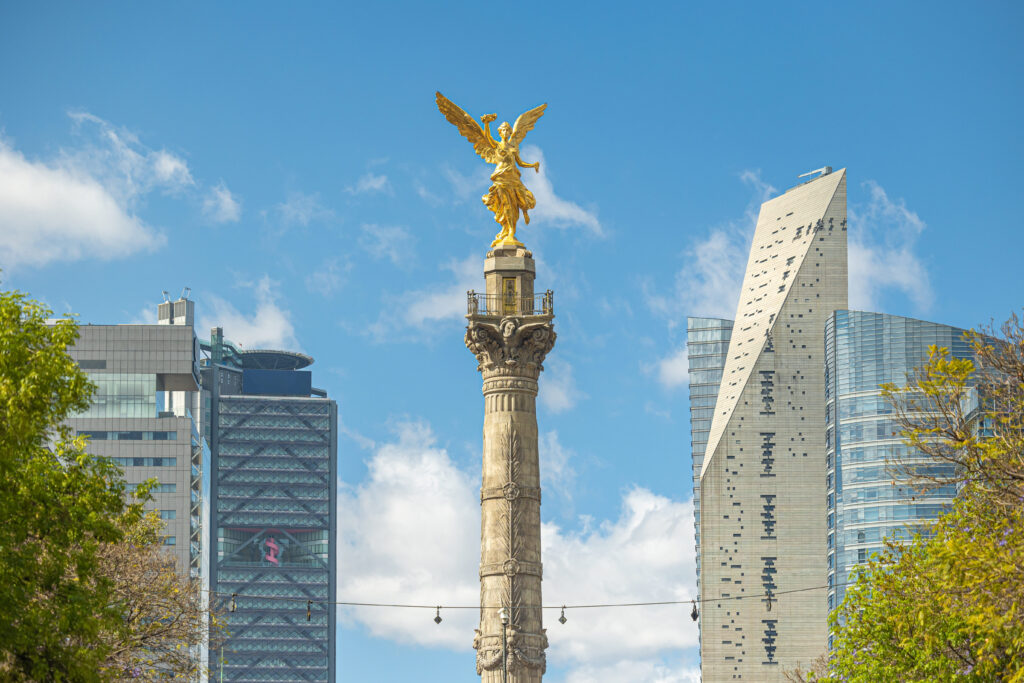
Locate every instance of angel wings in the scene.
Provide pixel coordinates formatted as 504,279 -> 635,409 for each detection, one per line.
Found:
435,92 -> 548,248
435,92 -> 546,164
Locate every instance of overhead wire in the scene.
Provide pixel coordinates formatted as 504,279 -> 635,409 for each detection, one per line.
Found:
204,579 -> 856,613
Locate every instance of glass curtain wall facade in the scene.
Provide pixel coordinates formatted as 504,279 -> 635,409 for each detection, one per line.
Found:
203,334 -> 337,682
824,311 -> 971,616
685,318 -> 734,589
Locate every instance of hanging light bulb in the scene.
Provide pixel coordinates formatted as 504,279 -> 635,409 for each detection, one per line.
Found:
306,600 -> 312,622
434,606 -> 443,625
558,606 -> 567,625
766,593 -> 773,612
230,593 -> 237,613
690,600 -> 699,622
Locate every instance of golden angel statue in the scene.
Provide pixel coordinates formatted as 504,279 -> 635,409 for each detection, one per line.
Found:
436,92 -> 547,248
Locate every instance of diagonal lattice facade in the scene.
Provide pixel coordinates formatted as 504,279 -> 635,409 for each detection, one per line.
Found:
210,392 -> 336,682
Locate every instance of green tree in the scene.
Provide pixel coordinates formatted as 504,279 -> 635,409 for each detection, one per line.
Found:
823,315 -> 1024,682
0,289 -> 225,680
0,289 -> 142,679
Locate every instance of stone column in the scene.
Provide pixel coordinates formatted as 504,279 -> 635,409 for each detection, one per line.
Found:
466,245 -> 555,683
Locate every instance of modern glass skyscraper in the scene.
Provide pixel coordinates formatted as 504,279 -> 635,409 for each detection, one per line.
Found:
202,330 -> 337,682
824,311 -> 970,614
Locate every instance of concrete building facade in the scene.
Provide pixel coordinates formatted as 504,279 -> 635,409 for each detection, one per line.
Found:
698,169 -> 848,679
66,297 -> 208,577
685,316 -> 734,657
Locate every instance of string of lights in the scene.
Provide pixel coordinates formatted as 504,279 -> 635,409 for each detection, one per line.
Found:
207,579 -> 856,623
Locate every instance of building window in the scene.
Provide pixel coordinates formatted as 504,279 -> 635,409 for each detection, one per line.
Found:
126,483 -> 176,494
159,510 -> 177,520
163,536 -> 176,546
108,457 -> 177,467
79,430 -> 177,441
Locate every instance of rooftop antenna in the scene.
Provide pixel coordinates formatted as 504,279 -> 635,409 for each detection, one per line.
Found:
162,290 -> 170,303
798,166 -> 832,180
180,287 -> 191,300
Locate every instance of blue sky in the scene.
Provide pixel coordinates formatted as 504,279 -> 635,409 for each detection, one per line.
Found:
2,2 -> 1023,680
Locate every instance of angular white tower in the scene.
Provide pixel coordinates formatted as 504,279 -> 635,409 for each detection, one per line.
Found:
699,169 -> 848,680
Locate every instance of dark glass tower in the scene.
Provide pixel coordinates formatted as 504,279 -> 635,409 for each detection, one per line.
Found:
202,330 -> 336,682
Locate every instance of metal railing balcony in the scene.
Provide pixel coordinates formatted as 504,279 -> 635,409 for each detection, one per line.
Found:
467,290 -> 554,318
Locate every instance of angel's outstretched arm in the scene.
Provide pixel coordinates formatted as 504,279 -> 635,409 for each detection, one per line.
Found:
481,114 -> 498,146
515,150 -> 540,172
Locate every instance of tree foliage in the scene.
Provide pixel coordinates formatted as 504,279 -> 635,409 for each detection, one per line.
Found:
97,512 -> 226,680
0,289 -> 135,679
0,288 -> 223,680
821,313 -> 1024,682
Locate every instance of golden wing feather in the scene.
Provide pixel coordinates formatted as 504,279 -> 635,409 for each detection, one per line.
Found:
435,92 -> 497,164
510,102 -> 547,147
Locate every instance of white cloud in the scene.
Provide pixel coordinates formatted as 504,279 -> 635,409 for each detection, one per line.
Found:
540,358 -> 585,414
0,137 -> 165,270
563,659 -> 700,683
337,420 -> 479,649
126,303 -> 159,325
151,149 -> 194,189
543,488 -> 698,669
367,255 -> 480,341
645,170 -> 773,327
644,171 -> 772,392
337,419 -> 698,682
848,180 -> 933,312
199,275 -> 298,349
443,164 -> 491,202
347,172 -> 391,195
539,430 -> 576,501
304,258 -> 349,297
521,145 -> 602,236
67,111 -> 195,198
359,224 -> 413,266
414,180 -> 444,206
656,347 -> 689,390
202,182 -> 241,223
274,191 -> 333,228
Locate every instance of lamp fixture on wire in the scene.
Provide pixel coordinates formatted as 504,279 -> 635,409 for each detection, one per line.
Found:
434,606 -> 443,625
230,593 -> 237,613
690,600 -> 699,622
558,606 -> 567,625
306,600 -> 312,622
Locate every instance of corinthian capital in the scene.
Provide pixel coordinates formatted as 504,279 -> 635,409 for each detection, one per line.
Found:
466,317 -> 556,374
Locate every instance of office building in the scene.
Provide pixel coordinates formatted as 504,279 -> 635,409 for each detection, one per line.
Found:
697,168 -> 848,679
66,297 -> 209,578
824,311 -> 971,616
202,329 -> 337,682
